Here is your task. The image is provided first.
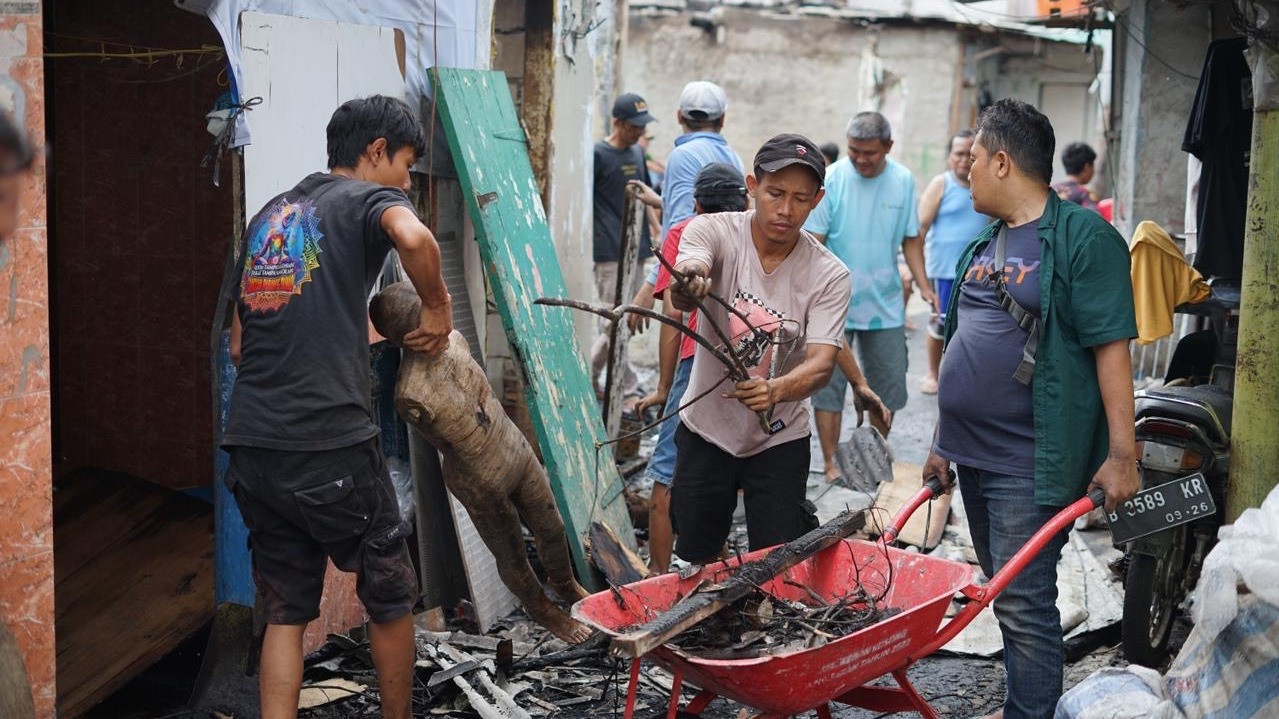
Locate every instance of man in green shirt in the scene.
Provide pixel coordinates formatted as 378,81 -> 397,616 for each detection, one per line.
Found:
923,99 -> 1139,719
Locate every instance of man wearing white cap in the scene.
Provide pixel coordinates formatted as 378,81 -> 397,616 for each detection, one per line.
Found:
661,81 -> 745,242
629,82 -> 746,340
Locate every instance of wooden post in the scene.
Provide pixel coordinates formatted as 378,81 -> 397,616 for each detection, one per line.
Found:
602,184 -> 644,441
1228,4 -> 1279,520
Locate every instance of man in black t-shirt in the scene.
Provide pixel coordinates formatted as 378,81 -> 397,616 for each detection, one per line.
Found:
590,92 -> 662,399
225,96 -> 451,719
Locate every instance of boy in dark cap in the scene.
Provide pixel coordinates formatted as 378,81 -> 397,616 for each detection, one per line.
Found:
666,135 -> 851,563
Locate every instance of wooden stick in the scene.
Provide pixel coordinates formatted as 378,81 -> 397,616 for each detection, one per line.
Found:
608,508 -> 868,658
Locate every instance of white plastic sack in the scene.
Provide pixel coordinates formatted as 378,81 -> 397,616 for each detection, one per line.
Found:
1054,666 -> 1183,719
386,457 -> 415,525
1192,483 -> 1279,638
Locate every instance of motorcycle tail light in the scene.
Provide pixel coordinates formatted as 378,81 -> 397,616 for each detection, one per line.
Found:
1141,420 -> 1194,439
1180,450 -> 1206,471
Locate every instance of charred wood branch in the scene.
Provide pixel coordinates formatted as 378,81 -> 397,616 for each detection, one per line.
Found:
609,508 -> 869,658
534,297 -> 746,378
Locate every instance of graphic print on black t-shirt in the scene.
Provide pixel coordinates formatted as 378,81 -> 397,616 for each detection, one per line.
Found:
223,173 -> 410,452
241,197 -> 326,313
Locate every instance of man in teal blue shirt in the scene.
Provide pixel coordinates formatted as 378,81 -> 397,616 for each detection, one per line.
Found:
804,111 -> 935,483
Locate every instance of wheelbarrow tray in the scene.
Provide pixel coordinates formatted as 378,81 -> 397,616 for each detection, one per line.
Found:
573,538 -> 973,716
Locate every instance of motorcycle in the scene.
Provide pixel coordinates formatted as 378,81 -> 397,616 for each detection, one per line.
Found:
1116,281 -> 1238,668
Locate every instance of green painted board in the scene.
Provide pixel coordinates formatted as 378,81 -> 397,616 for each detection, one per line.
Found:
431,68 -> 636,588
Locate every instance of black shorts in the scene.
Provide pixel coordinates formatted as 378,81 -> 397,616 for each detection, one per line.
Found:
225,438 -> 418,625
669,422 -> 817,563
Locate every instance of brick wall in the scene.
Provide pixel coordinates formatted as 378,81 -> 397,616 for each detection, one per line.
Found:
0,4 -> 55,715
47,0 -> 234,489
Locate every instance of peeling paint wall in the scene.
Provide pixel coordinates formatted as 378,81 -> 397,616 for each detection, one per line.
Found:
547,0 -> 617,354
0,5 -> 55,716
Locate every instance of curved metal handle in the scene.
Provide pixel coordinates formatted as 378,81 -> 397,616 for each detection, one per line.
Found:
913,489 -> 1100,659
881,470 -> 955,544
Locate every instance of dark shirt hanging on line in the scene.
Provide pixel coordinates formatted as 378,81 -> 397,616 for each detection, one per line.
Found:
1182,37 -> 1251,281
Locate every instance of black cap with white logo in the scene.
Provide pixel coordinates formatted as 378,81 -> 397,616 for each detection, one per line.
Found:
753,133 -> 825,187
612,93 -> 656,125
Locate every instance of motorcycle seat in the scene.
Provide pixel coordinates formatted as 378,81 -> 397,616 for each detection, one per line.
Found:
1136,384 -> 1232,442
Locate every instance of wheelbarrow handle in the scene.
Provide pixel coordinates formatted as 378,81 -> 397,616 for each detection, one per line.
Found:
911,486 -> 1105,660
880,471 -> 954,544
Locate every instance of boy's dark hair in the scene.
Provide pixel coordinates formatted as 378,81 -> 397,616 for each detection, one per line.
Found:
975,99 -> 1055,185
326,95 -> 427,170
948,128 -> 975,155
1061,141 -> 1097,176
698,195 -> 748,214
0,110 -> 33,173
820,142 -> 840,165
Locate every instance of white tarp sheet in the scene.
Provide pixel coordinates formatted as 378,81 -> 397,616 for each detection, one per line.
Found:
200,0 -> 489,146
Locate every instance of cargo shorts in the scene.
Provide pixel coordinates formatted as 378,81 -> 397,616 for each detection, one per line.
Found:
225,437 -> 418,625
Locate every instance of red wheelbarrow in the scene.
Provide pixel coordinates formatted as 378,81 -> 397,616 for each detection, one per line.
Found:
572,479 -> 1104,719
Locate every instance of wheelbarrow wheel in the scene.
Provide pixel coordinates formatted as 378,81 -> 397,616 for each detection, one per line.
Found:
1121,528 -> 1186,668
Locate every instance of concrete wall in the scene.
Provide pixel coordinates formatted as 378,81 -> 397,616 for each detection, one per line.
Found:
1112,0 -> 1210,238
972,31 -> 1104,185
625,10 -> 1102,191
626,12 -> 961,187
0,6 -> 55,716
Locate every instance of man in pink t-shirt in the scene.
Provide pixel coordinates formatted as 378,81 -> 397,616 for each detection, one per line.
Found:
668,135 -> 851,563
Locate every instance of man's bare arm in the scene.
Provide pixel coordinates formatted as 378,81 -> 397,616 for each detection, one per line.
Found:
901,235 -> 937,312
1088,338 -> 1139,510
916,174 -> 945,241
382,205 -> 452,354
635,289 -> 685,416
727,344 -> 839,413
836,338 -> 891,430
230,311 -> 242,367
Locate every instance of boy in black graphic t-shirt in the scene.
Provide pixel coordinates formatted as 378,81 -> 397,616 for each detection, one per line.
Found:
225,96 -> 450,719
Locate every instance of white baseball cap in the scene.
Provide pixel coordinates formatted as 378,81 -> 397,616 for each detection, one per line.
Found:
678,81 -> 727,121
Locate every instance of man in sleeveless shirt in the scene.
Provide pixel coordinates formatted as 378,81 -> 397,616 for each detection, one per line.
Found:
917,129 -> 991,394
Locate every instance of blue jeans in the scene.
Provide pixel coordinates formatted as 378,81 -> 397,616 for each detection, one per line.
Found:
958,465 -> 1071,719
643,357 -> 694,486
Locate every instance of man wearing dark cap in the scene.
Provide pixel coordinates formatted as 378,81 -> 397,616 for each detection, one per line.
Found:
591,93 -> 663,399
667,135 -> 850,563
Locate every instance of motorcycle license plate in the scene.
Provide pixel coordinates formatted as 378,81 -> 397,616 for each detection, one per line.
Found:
1106,472 -> 1216,545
